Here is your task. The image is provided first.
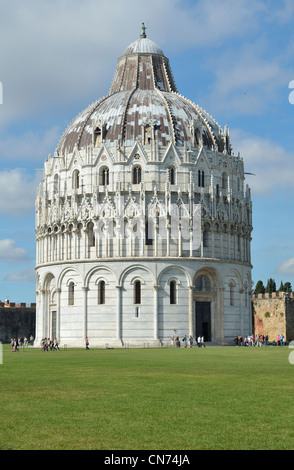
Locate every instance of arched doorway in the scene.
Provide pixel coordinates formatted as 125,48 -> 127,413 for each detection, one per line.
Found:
194,275 -> 212,341
193,269 -> 224,344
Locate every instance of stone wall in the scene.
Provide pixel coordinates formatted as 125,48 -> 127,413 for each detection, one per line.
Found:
0,306 -> 36,344
252,292 -> 294,341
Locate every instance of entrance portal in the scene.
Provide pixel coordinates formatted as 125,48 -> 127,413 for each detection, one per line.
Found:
195,301 -> 211,342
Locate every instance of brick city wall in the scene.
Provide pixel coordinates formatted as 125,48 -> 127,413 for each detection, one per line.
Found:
252,292 -> 294,341
0,303 -> 36,344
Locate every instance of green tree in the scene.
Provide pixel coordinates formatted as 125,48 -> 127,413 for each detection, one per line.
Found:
283,282 -> 292,293
254,280 -> 265,294
278,281 -> 284,292
265,278 -> 276,293
277,281 -> 292,293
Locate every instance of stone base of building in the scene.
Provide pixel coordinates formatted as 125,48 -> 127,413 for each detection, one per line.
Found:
35,336 -> 233,349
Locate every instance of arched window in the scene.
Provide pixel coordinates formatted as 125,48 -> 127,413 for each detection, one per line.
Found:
203,231 -> 209,247
133,166 -> 141,184
53,174 -> 59,194
100,167 -> 109,186
98,280 -> 106,305
145,220 -> 153,246
88,222 -> 95,248
198,170 -> 205,187
144,124 -> 152,144
237,235 -> 241,253
222,172 -> 228,190
170,280 -> 177,304
94,126 -> 102,147
168,167 -> 175,185
203,223 -> 210,248
195,127 -> 201,146
75,223 -> 82,259
72,170 -> 80,189
68,282 -> 75,306
134,280 -> 141,304
229,282 -> 235,306
244,283 -> 248,307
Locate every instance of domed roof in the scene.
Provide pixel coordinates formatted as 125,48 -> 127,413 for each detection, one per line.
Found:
56,28 -> 229,156
124,23 -> 164,56
124,37 -> 164,56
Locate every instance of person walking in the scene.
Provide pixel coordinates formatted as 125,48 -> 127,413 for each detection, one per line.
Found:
189,335 -> 193,348
86,337 -> 89,350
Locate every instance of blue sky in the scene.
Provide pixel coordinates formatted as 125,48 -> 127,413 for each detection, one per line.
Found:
0,0 -> 294,303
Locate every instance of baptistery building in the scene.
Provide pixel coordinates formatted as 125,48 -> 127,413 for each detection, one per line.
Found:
35,26 -> 253,347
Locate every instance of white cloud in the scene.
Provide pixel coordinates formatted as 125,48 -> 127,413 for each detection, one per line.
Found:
0,126 -> 61,163
274,0 -> 294,24
0,0 -> 277,127
4,268 -> 35,282
0,239 -> 30,263
0,169 -> 41,216
276,258 -> 294,276
230,129 -> 294,195
205,39 -> 290,116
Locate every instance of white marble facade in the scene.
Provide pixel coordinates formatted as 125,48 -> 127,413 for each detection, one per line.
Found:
35,29 -> 253,347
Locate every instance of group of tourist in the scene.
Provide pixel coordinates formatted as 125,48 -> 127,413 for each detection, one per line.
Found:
234,334 -> 285,346
276,334 -> 285,346
10,338 -> 20,351
172,335 -> 205,348
10,335 -> 34,351
41,338 -> 60,351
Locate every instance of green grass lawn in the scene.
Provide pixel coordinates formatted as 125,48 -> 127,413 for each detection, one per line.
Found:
0,344 -> 293,450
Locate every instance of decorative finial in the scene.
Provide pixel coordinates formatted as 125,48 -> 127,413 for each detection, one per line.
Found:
141,22 -> 146,38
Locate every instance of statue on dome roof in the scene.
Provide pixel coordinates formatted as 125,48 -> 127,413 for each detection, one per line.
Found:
141,22 -> 147,38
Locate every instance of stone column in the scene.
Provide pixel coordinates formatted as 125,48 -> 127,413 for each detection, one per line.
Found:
45,235 -> 48,263
153,285 -> 160,341
40,289 -> 46,340
239,288 -> 244,336
178,220 -> 182,257
82,286 -> 88,340
35,290 -> 40,345
211,227 -> 215,258
220,230 -> 223,259
73,227 -> 78,259
65,229 -> 69,260
56,288 -> 61,341
83,228 -> 87,259
154,221 -> 158,257
166,219 -> 170,256
58,230 -> 62,261
188,286 -> 194,337
116,285 -> 122,341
